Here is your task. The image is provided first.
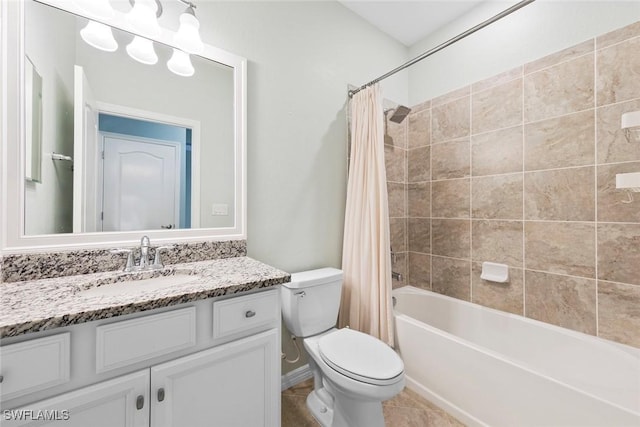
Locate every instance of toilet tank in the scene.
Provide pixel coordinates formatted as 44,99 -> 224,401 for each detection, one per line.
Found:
281,268 -> 343,337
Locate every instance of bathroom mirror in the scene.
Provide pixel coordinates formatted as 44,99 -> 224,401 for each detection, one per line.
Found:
24,55 -> 43,184
1,0 -> 247,251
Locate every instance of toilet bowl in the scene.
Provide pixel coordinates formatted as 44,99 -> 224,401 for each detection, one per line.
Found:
281,268 -> 405,427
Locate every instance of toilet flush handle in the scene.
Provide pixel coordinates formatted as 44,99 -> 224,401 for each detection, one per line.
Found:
294,291 -> 306,298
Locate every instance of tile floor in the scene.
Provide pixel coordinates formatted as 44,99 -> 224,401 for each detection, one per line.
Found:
282,379 -> 465,427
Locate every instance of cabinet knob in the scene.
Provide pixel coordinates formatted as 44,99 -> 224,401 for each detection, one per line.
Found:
136,395 -> 144,410
157,388 -> 165,402
0,374 -> 3,383
245,310 -> 256,318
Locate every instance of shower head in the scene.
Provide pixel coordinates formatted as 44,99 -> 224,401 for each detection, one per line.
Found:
386,105 -> 411,123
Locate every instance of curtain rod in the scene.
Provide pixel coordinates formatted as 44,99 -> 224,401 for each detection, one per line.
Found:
348,0 -> 536,98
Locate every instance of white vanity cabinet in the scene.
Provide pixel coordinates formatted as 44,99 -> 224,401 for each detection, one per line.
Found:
0,288 -> 280,427
2,370 -> 150,427
151,329 -> 279,427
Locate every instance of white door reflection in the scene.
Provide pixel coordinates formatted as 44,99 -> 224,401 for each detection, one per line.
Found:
99,114 -> 192,232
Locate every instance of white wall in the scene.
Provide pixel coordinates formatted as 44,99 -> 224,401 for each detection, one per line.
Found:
408,0 -> 640,105
24,0 -> 76,235
194,1 -> 409,272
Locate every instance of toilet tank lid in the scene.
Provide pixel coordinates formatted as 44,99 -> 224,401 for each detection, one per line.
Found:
285,268 -> 343,289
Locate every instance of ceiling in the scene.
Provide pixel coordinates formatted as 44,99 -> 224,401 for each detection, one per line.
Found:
339,0 -> 487,46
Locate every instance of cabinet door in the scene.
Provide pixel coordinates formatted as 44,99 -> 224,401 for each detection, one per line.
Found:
151,329 -> 280,427
3,371 -> 149,427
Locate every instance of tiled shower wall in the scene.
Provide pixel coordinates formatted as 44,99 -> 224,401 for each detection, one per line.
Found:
385,21 -> 640,348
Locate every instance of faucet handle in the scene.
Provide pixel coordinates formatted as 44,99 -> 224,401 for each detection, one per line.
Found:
110,249 -> 134,272
152,246 -> 175,269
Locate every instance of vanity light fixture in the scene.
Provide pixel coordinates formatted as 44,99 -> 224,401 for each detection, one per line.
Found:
73,0 -> 115,20
167,48 -> 195,77
174,3 -> 203,54
80,21 -> 118,52
126,36 -> 159,65
126,0 -> 162,39
622,111 -> 640,144
76,0 -> 201,76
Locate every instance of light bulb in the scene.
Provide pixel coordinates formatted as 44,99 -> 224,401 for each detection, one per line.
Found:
80,21 -> 118,52
167,49 -> 194,77
126,0 -> 161,39
126,36 -> 158,65
174,7 -> 203,55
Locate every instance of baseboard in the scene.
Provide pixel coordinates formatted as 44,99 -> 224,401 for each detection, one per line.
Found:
281,364 -> 312,391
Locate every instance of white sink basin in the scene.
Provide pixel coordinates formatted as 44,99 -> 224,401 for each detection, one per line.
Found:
81,274 -> 200,297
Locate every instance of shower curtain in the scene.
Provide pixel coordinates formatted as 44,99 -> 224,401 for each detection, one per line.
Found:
338,83 -> 394,347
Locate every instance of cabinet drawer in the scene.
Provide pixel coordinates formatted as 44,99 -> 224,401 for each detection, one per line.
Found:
0,333 -> 70,400
213,290 -> 279,340
96,307 -> 196,373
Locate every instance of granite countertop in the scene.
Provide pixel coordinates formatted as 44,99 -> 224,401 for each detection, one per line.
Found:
0,257 -> 290,338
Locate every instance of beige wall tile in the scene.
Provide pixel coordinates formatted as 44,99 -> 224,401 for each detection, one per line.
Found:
597,37 -> 640,106
472,66 -> 522,93
432,256 -> 471,301
472,174 -> 523,220
524,54 -> 594,123
471,126 -> 523,176
598,223 -> 640,286
385,144 -> 406,183
408,109 -> 431,149
408,146 -> 430,183
387,182 -> 406,218
408,218 -> 431,254
525,270 -> 597,335
432,97 -> 470,143
524,40 -> 593,74
525,222 -> 596,278
472,78 -> 523,135
432,138 -> 470,180
524,110 -> 595,171
598,280 -> 640,347
524,167 -> 595,221
386,120 -> 407,149
411,99 -> 431,113
408,182 -> 430,218
432,86 -> 470,107
472,220 -> 523,267
472,263 -> 523,315
597,162 -> 640,223
403,22 -> 640,346
408,252 -> 431,289
596,21 -> 640,50
390,217 -> 406,253
596,98 -> 640,164
432,219 -> 470,259
432,179 -> 470,219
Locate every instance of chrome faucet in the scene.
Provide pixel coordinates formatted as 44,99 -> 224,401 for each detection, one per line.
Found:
139,235 -> 151,270
111,236 -> 173,272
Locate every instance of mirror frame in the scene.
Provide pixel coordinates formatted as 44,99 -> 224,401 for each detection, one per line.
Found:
1,0 -> 247,253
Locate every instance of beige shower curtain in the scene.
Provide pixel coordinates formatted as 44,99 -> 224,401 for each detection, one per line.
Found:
338,83 -> 394,347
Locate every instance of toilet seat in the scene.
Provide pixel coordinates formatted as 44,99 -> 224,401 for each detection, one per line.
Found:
318,328 -> 404,386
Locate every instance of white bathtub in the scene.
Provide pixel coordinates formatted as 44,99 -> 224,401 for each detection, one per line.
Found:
393,286 -> 640,427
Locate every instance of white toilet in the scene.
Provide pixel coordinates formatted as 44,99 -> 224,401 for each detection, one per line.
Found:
281,268 -> 405,427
